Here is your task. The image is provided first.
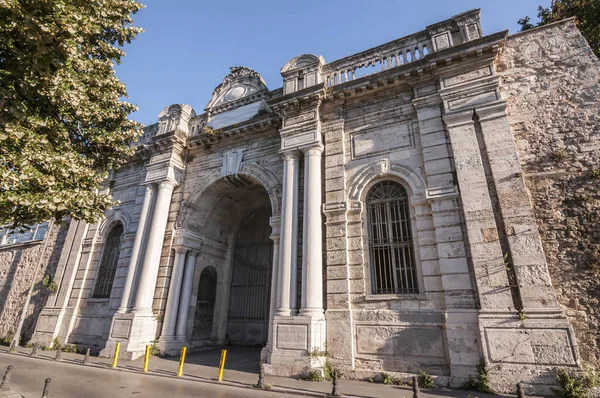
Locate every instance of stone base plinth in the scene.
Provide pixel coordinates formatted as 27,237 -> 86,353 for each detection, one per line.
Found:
100,312 -> 158,360
263,314 -> 326,376
29,308 -> 64,347
479,310 -> 580,394
156,337 -> 186,356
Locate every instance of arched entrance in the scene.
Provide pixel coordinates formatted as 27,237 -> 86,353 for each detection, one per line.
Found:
226,205 -> 272,345
185,174 -> 277,348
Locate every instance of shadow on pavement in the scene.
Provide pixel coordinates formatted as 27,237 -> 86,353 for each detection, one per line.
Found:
164,345 -> 262,374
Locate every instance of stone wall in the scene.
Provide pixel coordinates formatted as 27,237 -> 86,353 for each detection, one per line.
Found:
67,160 -> 146,347
0,222 -> 69,342
499,20 -> 600,367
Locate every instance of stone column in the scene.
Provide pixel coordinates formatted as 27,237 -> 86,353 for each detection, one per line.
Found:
275,151 -> 300,316
118,184 -> 156,313
132,180 -> 177,314
262,216 -> 280,361
475,102 -> 560,311
413,93 -> 480,381
159,248 -> 188,341
175,251 -> 198,340
300,145 -> 324,318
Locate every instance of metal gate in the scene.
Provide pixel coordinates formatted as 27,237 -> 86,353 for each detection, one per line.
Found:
226,205 -> 272,345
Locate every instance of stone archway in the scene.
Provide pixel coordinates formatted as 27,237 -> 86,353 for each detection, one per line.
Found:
182,175 -> 277,348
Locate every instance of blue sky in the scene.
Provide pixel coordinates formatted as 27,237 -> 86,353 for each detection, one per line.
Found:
116,0 -> 551,125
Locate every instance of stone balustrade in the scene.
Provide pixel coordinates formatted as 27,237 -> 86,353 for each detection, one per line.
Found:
136,123 -> 159,145
321,9 -> 483,88
322,31 -> 432,87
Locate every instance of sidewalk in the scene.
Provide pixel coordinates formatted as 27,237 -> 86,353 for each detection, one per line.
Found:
0,345 -> 511,398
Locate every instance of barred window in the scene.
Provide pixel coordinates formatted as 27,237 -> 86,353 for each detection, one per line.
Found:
366,180 -> 418,295
92,224 -> 123,299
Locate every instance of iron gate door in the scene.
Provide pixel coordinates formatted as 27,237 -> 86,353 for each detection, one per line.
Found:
193,266 -> 217,340
226,205 -> 272,345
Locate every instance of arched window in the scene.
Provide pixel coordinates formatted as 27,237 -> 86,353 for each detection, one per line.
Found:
366,180 -> 418,294
92,224 -> 123,298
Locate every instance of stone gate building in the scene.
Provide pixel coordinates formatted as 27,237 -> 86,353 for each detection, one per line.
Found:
1,9 -> 599,393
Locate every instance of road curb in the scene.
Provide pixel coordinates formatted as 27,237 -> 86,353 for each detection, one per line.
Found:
0,349 -> 326,397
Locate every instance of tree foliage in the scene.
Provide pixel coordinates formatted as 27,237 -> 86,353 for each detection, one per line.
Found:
518,0 -> 600,58
0,0 -> 144,226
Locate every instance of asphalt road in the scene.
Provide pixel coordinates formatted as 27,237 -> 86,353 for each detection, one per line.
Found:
0,354 -> 285,398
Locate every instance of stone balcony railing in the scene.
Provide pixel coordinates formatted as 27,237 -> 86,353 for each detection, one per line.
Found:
322,31 -> 432,87
135,123 -> 159,145
320,9 -> 483,88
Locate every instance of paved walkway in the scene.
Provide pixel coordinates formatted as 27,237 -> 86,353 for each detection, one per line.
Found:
0,345 -> 513,397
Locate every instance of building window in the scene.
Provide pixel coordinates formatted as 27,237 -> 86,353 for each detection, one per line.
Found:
0,222 -> 49,247
366,180 -> 418,295
92,224 -> 124,299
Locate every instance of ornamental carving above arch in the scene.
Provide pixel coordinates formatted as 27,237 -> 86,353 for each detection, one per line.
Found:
347,158 -> 426,201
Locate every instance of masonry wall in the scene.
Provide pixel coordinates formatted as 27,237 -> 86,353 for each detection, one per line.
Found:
499,20 -> 600,367
0,223 -> 69,342
322,77 -> 480,379
67,160 -> 147,347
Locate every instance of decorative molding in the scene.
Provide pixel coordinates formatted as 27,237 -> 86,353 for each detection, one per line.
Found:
97,209 -> 131,241
426,185 -> 459,200
172,228 -> 204,250
347,158 -> 426,201
221,148 -> 246,178
205,66 -> 269,116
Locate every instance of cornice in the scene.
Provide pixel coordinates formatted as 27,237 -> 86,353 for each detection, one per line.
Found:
267,84 -> 324,114
186,115 -> 279,149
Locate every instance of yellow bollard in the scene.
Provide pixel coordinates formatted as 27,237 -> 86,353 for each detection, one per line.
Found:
112,342 -> 120,369
177,347 -> 187,377
143,345 -> 150,373
217,349 -> 227,382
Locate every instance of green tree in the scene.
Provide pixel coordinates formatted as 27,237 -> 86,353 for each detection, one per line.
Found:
0,0 -> 144,226
519,0 -> 600,58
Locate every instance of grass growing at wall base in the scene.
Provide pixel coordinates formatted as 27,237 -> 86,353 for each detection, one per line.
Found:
554,366 -> 599,398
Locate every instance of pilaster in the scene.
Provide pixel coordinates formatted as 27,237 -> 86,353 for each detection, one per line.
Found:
439,66 -> 580,391
158,247 -> 188,352
175,251 -> 199,341
443,109 -> 515,311
321,117 -> 356,370
475,101 -> 561,311
412,89 -> 480,382
262,215 -> 281,362
30,220 -> 89,346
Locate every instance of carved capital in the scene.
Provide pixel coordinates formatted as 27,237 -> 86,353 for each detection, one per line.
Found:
301,144 -> 324,157
280,150 -> 301,161
443,109 -> 474,128
158,180 -> 177,190
173,246 -> 188,255
475,101 -> 508,122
